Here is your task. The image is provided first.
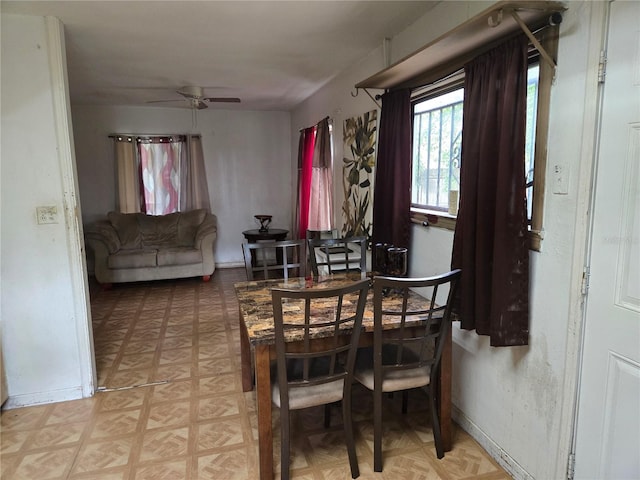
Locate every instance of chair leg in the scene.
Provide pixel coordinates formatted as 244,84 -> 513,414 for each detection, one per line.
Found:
342,392 -> 360,478
429,386 -> 444,459
373,388 -> 383,472
281,410 -> 291,480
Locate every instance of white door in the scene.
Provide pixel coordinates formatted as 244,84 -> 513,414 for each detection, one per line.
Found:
574,1 -> 640,479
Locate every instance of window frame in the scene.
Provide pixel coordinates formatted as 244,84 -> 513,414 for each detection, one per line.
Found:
409,27 -> 558,251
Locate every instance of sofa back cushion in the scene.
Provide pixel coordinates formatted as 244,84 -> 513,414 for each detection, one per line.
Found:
138,212 -> 180,248
107,211 -> 142,249
177,209 -> 207,246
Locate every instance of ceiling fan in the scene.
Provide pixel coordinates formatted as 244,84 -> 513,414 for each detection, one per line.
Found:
147,86 -> 241,109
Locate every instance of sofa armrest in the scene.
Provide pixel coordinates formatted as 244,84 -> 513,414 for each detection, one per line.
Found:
194,214 -> 217,249
85,220 -> 121,254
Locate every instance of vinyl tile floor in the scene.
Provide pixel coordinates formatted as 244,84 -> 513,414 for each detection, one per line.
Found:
1,268 -> 512,479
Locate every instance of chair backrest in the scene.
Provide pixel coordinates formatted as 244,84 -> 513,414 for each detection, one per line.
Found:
306,229 -> 337,240
307,236 -> 367,276
372,269 -> 461,381
242,240 -> 306,281
271,279 -> 370,404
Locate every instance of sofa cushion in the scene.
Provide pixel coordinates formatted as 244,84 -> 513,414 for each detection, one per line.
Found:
138,213 -> 179,248
157,247 -> 202,266
108,249 -> 158,269
107,211 -> 142,249
177,209 -> 206,246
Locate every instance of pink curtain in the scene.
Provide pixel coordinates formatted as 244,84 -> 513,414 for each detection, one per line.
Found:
139,141 -> 182,215
308,118 -> 333,231
296,126 -> 316,239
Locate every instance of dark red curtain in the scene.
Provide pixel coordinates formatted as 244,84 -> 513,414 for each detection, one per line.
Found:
371,89 -> 412,250
451,35 -> 530,347
297,127 -> 316,239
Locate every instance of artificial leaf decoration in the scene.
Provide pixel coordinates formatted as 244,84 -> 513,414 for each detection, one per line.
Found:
342,110 -> 377,241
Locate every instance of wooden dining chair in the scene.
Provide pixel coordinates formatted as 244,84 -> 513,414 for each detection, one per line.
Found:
354,269 -> 461,471
271,278 -> 370,480
242,240 -> 306,280
307,236 -> 367,277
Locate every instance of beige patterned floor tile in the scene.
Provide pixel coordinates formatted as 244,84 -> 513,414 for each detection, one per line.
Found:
0,429 -> 32,454
138,426 -> 190,461
431,437 -> 503,479
197,373 -> 238,396
146,400 -> 192,430
117,352 -> 156,371
196,358 -> 233,376
305,429 -> 352,466
197,331 -> 228,344
89,409 -> 142,439
164,324 -> 194,338
196,418 -> 245,450
93,340 -> 124,355
196,447 -> 256,480
152,363 -> 193,382
26,422 -> 87,449
105,368 -> 153,389
158,346 -> 195,365
198,342 -> 231,360
121,339 -> 159,355
378,448 -> 443,479
72,437 -> 134,474
129,327 -> 162,341
197,395 -> 240,420
45,399 -> 97,426
13,445 -> 78,479
136,309 -> 167,321
161,335 -> 194,350
98,388 -> 148,412
132,458 -> 189,480
149,379 -> 193,404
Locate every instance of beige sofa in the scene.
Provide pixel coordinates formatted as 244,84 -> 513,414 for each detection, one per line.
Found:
85,209 -> 217,285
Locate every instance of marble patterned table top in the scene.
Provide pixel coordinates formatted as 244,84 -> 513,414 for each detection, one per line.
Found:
234,273 -> 436,345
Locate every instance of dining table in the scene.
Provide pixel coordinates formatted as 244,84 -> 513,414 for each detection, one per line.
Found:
234,273 -> 453,480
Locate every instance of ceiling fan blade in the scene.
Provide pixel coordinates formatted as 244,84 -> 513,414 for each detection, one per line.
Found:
146,99 -> 182,104
205,97 -> 241,103
196,101 -> 208,110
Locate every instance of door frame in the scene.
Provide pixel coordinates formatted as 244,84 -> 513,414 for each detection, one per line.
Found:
553,2 -> 612,478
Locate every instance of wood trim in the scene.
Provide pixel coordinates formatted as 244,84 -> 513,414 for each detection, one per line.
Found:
530,25 -> 559,252
356,0 -> 565,91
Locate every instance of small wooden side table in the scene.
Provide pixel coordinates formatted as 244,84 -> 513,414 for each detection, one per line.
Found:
242,229 -> 289,242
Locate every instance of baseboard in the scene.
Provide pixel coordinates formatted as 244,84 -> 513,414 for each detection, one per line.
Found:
2,386 -> 86,410
216,261 -> 245,269
453,406 -> 533,480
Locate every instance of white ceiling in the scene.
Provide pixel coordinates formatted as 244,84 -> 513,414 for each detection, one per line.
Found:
2,1 -> 438,111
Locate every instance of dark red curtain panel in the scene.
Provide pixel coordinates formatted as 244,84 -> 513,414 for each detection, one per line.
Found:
451,35 -> 530,347
371,89 -> 412,249
297,127 -> 316,239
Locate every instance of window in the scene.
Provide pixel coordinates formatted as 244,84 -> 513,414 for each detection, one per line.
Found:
409,27 -> 557,252
411,64 -> 539,217
112,134 -> 211,215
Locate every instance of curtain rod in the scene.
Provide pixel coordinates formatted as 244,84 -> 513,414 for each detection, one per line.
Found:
108,133 -> 202,139
298,116 -> 330,133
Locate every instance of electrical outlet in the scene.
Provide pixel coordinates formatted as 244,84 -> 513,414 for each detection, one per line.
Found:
36,206 -> 58,224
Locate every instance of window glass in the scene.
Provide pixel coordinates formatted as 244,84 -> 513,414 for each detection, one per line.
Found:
411,64 -> 540,223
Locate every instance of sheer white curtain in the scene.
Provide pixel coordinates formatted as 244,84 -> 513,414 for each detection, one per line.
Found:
113,134 -> 211,215
308,118 -> 333,231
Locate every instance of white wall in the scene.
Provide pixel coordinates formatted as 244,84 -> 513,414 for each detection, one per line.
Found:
1,14 -> 93,407
72,106 -> 292,266
291,2 -> 601,479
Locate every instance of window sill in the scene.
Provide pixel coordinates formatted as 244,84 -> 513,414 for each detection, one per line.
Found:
410,208 -> 457,231
411,208 -> 543,251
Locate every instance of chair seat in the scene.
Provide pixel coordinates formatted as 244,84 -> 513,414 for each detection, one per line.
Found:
354,346 -> 430,392
272,378 -> 344,410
